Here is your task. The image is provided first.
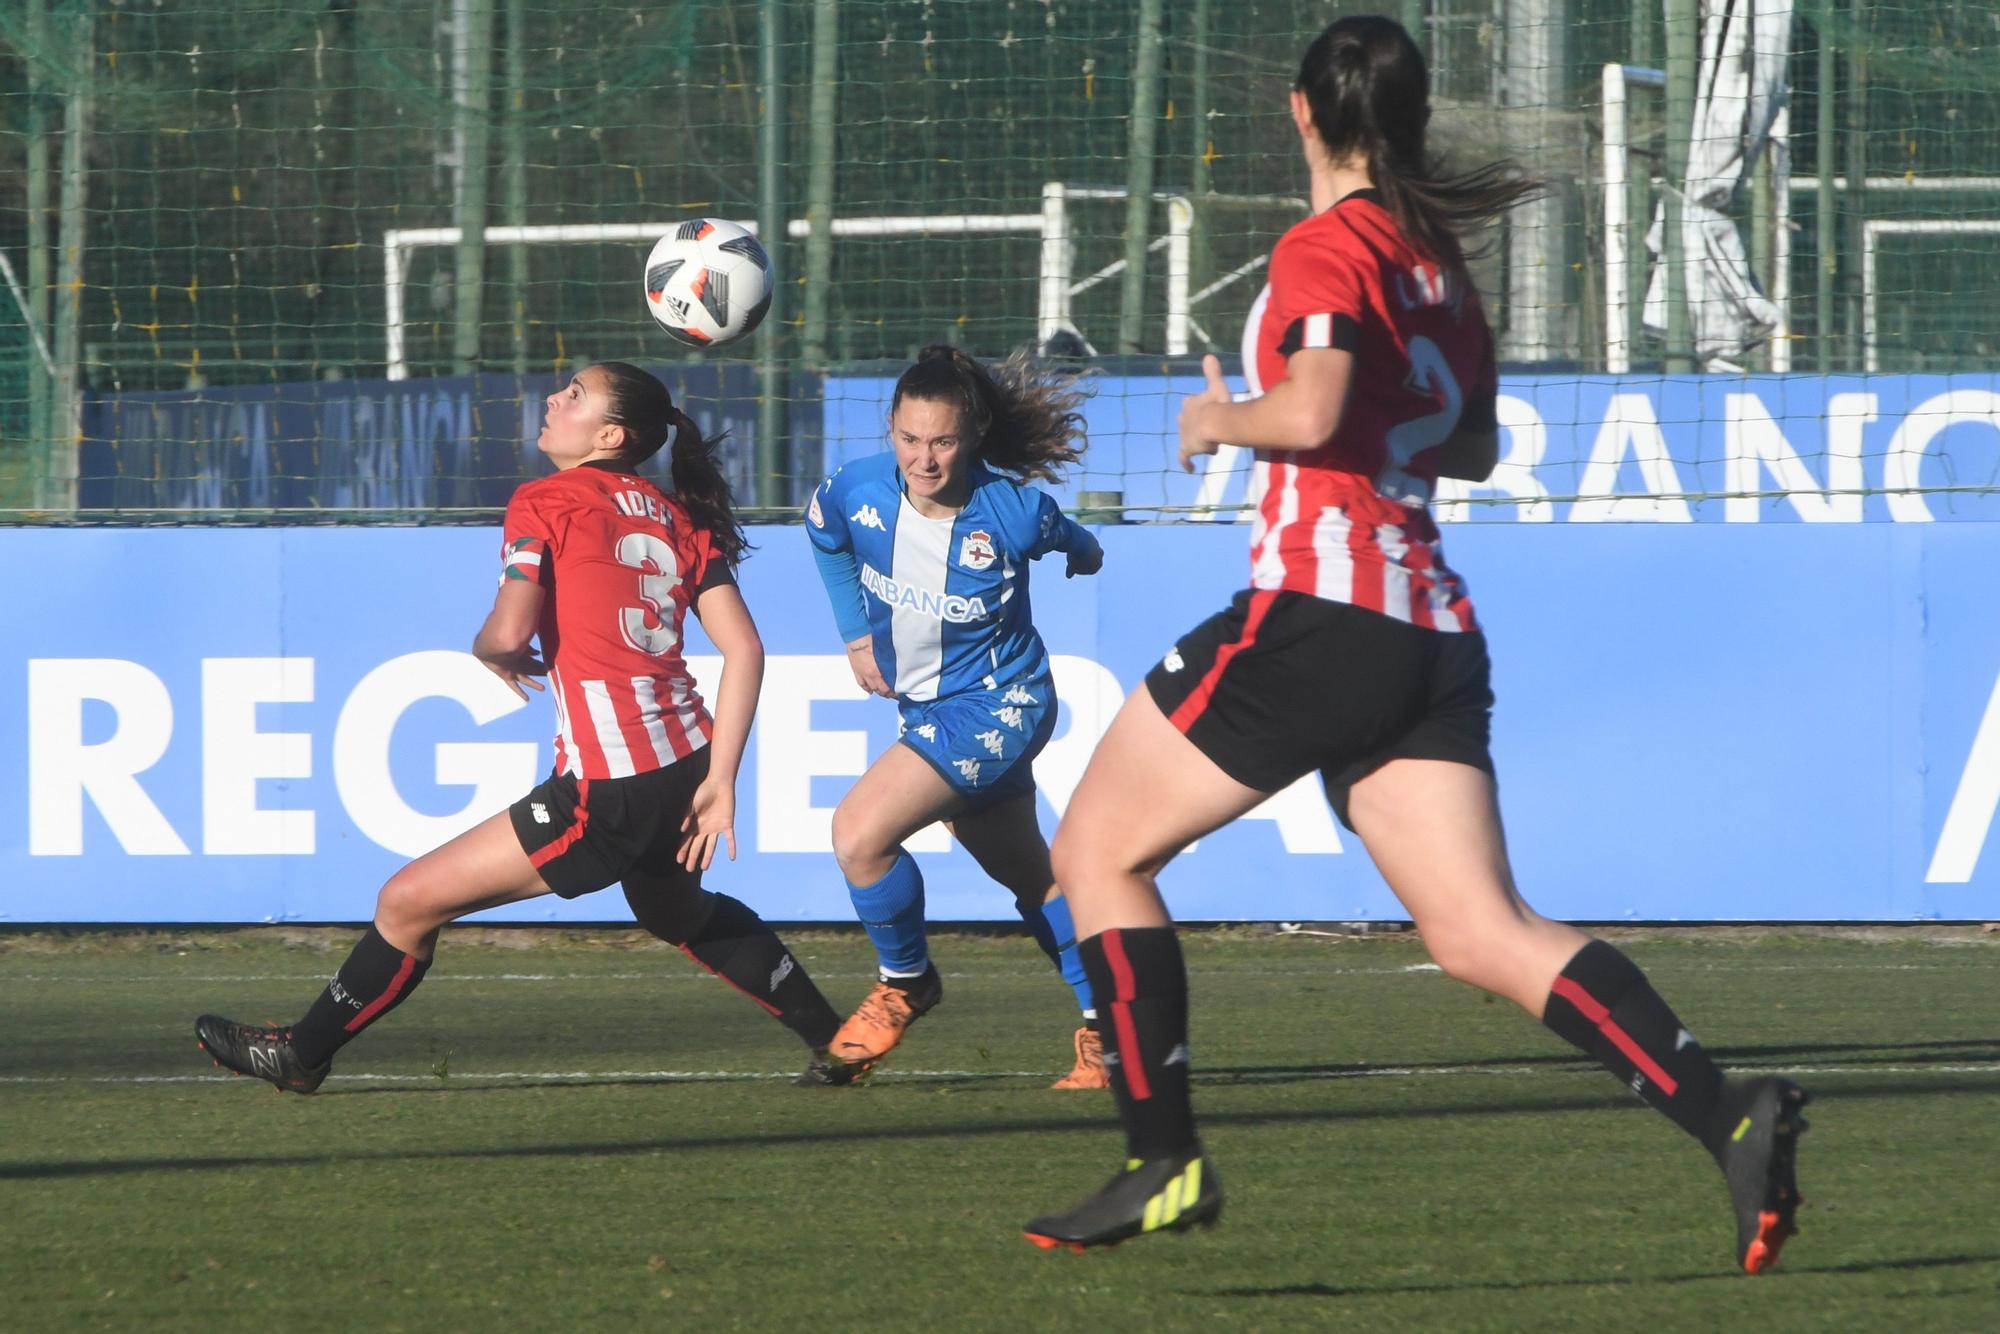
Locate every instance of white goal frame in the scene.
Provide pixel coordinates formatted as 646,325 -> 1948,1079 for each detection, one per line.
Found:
382,182 -> 1301,380
1862,219 -> 2000,373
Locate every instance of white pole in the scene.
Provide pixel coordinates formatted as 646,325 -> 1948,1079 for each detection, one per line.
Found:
1770,103 -> 1792,373
1039,182 -> 1071,345
1165,196 -> 1192,355
384,232 -> 407,382
1602,62 -> 1629,374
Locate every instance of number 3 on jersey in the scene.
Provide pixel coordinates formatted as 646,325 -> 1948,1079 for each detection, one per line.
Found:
1378,334 -> 1462,504
615,531 -> 682,656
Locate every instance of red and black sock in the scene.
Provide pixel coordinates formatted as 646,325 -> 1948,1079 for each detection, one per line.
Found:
1542,939 -> 1728,1151
290,924 -> 430,1068
1078,926 -> 1198,1161
671,894 -> 841,1051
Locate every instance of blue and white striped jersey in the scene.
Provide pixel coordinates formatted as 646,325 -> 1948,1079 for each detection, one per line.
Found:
805,452 -> 1100,702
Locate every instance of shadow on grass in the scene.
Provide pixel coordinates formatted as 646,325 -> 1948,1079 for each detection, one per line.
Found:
1200,1036 -> 2000,1085
1206,1251 -> 2000,1300
6,1070 -> 2000,1182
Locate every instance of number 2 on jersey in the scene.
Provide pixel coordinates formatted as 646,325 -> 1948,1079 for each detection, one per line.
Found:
1378,334 -> 1462,504
615,531 -> 682,656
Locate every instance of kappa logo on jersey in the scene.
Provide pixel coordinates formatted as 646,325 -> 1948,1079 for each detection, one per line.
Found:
770,953 -> 795,992
1000,683 -> 1037,706
959,529 -> 996,570
912,723 -> 938,742
993,704 -> 1024,731
530,802 -> 551,825
808,490 -> 825,528
850,503 -> 886,530
1162,647 -> 1185,673
954,757 -> 982,783
975,728 -> 1006,758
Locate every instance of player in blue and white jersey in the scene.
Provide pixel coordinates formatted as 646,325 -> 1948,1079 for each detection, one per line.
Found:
804,344 -> 1108,1087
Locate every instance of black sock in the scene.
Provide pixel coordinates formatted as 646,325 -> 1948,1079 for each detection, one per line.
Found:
1078,927 -> 1198,1161
881,963 -> 939,994
1542,939 -> 1727,1150
291,924 -> 430,1068
678,894 -> 841,1051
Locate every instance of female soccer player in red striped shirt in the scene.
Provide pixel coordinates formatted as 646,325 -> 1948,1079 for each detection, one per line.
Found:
1024,17 -> 1808,1274
195,362 -> 853,1089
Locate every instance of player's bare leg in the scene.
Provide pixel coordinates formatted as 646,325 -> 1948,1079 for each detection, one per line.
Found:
1349,758 -> 1810,1273
1026,689 -> 1265,1249
948,793 -> 1103,1088
196,811 -> 551,1092
824,745 -> 962,1066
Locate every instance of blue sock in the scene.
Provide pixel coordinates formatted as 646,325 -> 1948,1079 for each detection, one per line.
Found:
847,850 -> 929,978
1020,892 -> 1096,1022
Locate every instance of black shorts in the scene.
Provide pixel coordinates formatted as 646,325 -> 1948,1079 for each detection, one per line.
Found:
1145,589 -> 1494,830
509,747 -> 711,899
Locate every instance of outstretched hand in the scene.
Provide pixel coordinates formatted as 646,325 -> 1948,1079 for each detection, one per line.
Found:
1176,353 -> 1233,473
677,775 -> 737,872
480,650 -> 548,702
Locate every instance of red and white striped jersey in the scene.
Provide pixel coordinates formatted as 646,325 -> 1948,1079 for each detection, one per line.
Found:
1241,189 -> 1497,632
501,461 -> 733,779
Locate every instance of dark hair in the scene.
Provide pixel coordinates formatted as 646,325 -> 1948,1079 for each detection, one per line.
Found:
889,345 -> 1090,484
1295,16 -> 1541,276
593,360 -> 749,565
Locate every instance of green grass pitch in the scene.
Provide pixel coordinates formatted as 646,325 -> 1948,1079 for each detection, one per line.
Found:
3,926 -> 1997,1330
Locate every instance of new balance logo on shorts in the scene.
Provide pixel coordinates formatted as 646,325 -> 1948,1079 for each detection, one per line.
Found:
850,503 -> 886,530
1162,648 -> 1185,673
531,802 -> 551,824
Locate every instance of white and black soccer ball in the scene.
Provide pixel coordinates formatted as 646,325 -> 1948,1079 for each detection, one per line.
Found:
642,218 -> 773,349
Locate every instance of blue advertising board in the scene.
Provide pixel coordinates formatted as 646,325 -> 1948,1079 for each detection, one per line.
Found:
3,519 -> 1996,922
825,371 -> 2000,523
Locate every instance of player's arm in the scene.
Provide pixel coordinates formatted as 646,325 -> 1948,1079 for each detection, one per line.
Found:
680,581 -> 764,869
472,578 -> 547,702
1028,490 -> 1103,578
1177,349 -> 1352,471
806,476 -> 892,698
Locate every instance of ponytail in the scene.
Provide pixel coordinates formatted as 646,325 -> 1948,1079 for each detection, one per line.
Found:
591,360 -> 750,566
668,406 -> 750,566
891,344 -> 1090,484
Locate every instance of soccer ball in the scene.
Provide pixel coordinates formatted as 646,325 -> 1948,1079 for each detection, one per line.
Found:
642,218 -> 773,348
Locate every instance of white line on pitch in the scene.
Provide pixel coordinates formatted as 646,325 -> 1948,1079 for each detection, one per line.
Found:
4,1060 -> 1996,1088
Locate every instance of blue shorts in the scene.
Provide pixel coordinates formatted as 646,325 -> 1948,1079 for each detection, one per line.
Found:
897,675 -> 1058,811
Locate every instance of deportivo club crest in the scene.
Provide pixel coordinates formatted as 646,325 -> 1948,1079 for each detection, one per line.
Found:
959,529 -> 996,570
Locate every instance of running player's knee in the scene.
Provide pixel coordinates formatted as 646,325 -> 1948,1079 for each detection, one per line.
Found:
1050,825 -> 1108,895
375,867 -> 448,940
830,805 -> 893,883
1414,910 -> 1518,995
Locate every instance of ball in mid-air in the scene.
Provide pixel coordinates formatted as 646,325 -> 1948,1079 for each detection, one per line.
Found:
643,218 -> 773,348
